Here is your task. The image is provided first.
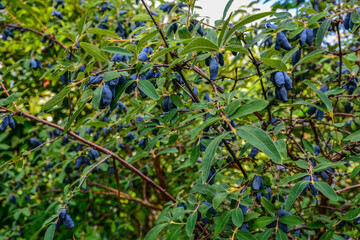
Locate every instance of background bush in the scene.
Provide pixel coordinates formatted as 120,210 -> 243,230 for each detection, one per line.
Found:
1,0 -> 360,239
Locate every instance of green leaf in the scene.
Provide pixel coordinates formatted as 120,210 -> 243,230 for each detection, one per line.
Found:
151,46 -> 179,61
235,231 -> 257,240
279,173 -> 308,185
202,132 -> 228,182
80,42 -> 109,62
283,47 -> 299,64
186,212 -> 197,237
64,102 -> 86,133
344,129 -> 360,142
308,12 -> 326,25
78,88 -> 93,106
304,80 -> 333,112
236,125 -> 282,163
214,210 -> 232,237
342,208 -> 360,221
350,165 -> 360,178
44,224 -> 55,240
245,33 -> 270,49
275,229 -> 288,240
260,58 -> 287,71
78,13 -> 87,35
1,59 -> 23,79
191,116 -> 222,139
313,162 -> 345,172
232,208 -> 244,227
213,192 -> 228,209
87,28 -> 119,38
192,184 -> 216,196
42,85 -> 71,111
284,181 -> 309,212
261,197 -> 276,215
102,46 -> 133,56
218,13 -> 233,47
137,30 -> 159,53
302,138 -> 314,155
170,94 -> 183,108
224,45 -> 248,55
231,100 -> 268,119
223,12 -> 275,45
180,38 -> 219,55
92,86 -> 103,108
110,80 -> 135,109
257,229 -> 274,240
279,215 -> 304,226
295,49 -> 325,66
138,80 -> 159,100
133,14 -> 154,22
352,9 -> 360,24
319,230 -> 334,240
221,0 -> 234,22
253,216 -> 276,228
316,17 -> 332,48
144,223 -> 168,240
104,72 -> 120,83
313,181 -> 338,201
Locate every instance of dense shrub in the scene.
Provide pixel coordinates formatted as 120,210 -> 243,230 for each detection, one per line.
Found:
1,0 -> 360,239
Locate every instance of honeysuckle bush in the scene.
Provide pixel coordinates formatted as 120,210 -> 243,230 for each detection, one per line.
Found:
1,0 -> 360,239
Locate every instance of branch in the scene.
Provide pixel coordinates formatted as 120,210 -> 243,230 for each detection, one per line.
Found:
4,23 -> 67,49
0,109 -> 177,203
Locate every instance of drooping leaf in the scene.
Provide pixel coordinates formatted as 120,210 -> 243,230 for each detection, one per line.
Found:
236,125 -> 282,163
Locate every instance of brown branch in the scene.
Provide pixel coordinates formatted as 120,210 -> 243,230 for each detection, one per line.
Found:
0,109 -> 177,203
4,23 -> 67,49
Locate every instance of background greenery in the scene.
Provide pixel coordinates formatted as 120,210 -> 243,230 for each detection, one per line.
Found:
1,0 -> 360,239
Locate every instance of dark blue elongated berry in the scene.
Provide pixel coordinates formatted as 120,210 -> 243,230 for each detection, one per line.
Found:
207,166 -> 216,185
99,84 -> 113,109
275,32 -> 292,50
1,116 -> 9,131
306,29 -> 313,46
177,203 -> 187,210
161,96 -> 170,112
250,147 -> 259,159
274,72 -> 285,87
8,116 -> 15,129
263,186 -> 272,201
125,74 -> 137,94
209,57 -> 219,80
9,194 -> 16,204
265,22 -> 278,29
74,156 -> 83,169
299,30 -> 307,47
30,59 -> 37,69
320,85 -> 329,93
292,49 -> 301,66
314,108 -> 324,120
217,53 -> 224,66
63,214 -> 75,229
59,209 -> 67,221
88,149 -> 100,160
278,85 -> 288,102
203,92 -> 211,102
252,176 -> 264,190
344,12 -> 351,30
138,50 -> 148,62
314,145 -> 320,156
345,101 -> 352,113
52,10 -> 63,20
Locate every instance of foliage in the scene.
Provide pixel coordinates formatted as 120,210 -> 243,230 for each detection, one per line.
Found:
0,0 -> 360,239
